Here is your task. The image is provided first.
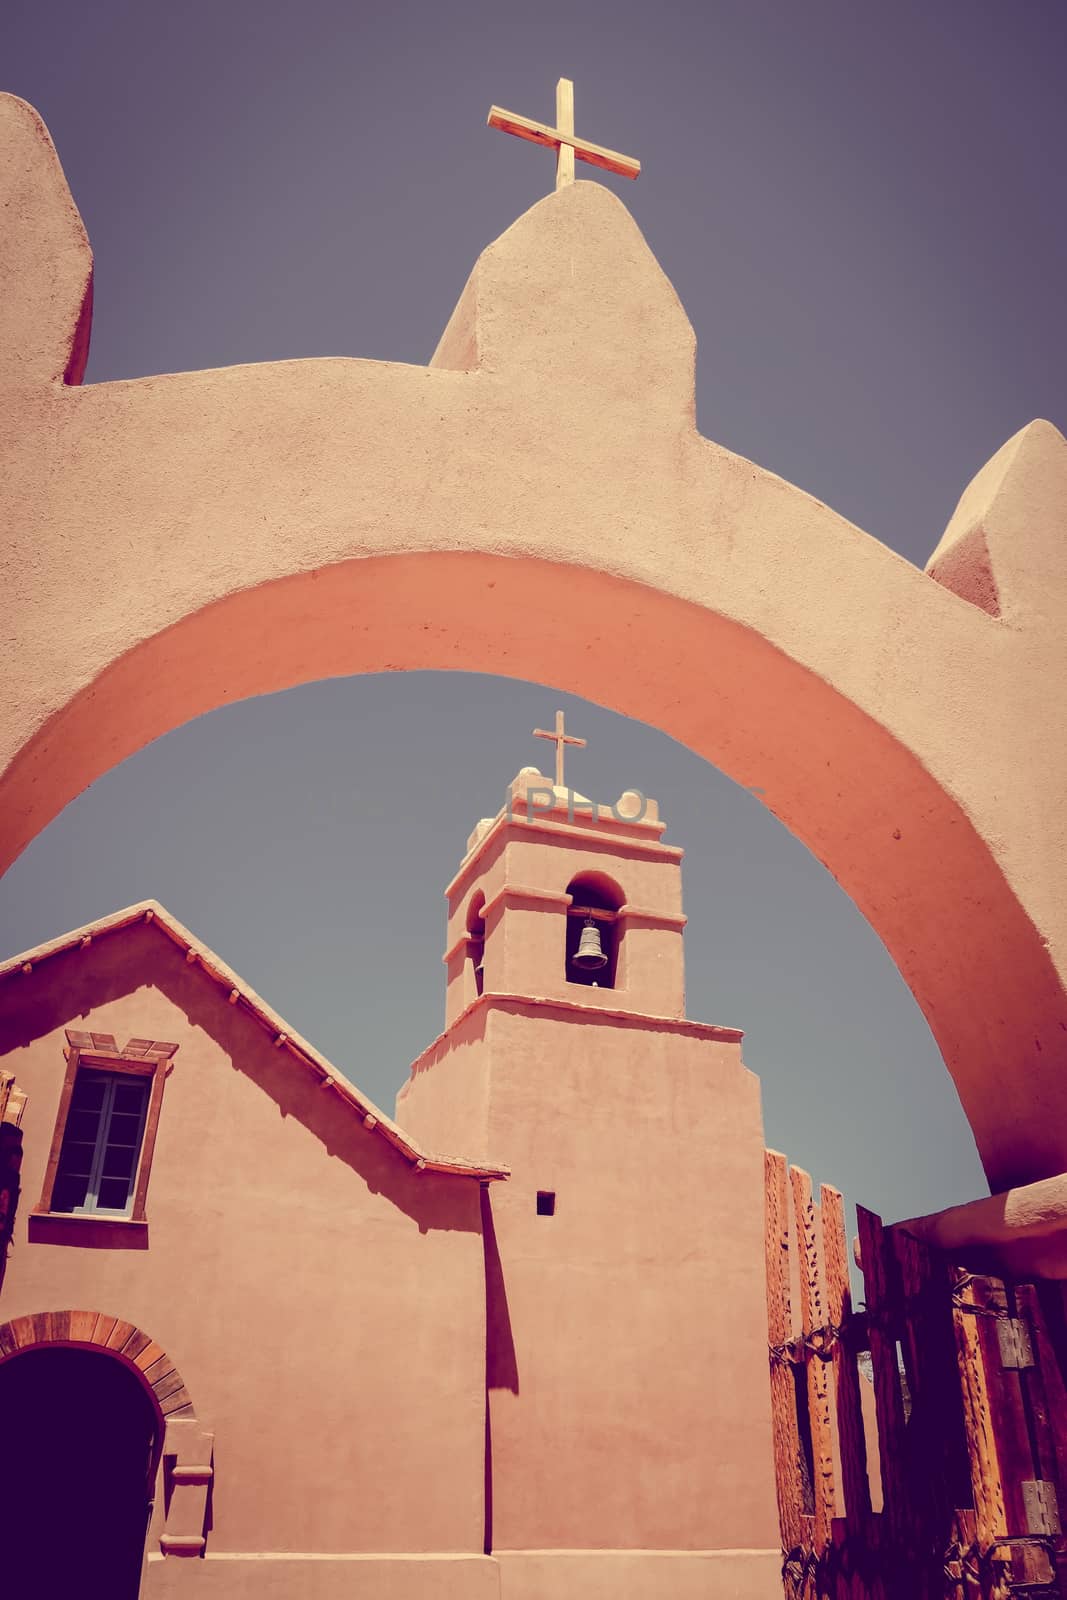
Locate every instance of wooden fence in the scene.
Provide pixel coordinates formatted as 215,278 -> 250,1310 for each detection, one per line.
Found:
765,1151 -> 1067,1599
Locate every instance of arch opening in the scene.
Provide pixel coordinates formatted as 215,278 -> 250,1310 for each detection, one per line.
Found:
1,548 -> 1064,1192
467,890 -> 486,998
565,872 -> 624,990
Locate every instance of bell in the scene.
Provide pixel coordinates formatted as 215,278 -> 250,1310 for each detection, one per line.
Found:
572,917 -> 608,971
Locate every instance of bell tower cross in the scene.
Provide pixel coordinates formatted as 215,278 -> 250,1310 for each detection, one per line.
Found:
532,709 -> 586,790
487,77 -> 641,190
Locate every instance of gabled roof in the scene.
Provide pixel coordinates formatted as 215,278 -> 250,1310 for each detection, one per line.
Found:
0,901 -> 507,1182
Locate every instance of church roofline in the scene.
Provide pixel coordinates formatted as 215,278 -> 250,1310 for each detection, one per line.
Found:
0,900 -> 509,1183
407,989 -> 744,1079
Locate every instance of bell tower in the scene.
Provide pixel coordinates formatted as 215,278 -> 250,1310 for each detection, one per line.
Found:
441,756 -> 688,1030
395,717 -> 779,1569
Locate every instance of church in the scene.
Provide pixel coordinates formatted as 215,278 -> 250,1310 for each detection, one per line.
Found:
0,746 -> 782,1599
3,60 -> 1067,1600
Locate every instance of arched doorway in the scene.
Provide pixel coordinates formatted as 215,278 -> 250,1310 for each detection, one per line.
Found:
0,1346 -> 159,1599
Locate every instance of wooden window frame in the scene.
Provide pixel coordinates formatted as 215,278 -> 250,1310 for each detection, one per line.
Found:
35,1035 -> 177,1225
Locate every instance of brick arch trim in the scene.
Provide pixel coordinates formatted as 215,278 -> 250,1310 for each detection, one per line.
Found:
0,1309 -> 195,1419
0,1309 -> 213,1557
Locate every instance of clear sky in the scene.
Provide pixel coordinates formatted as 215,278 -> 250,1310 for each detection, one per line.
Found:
2,1 -> 1064,1226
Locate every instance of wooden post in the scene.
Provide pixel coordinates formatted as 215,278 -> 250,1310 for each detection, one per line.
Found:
790,1166 -> 837,1555
822,1184 -> 871,1530
894,1229 -> 972,1536
970,1276 -> 1035,1539
1016,1282 -> 1067,1511
856,1206 -> 910,1558
951,1271 -> 1007,1552
765,1150 -> 805,1560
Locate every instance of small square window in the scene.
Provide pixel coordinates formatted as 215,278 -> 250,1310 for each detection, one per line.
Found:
536,1190 -> 556,1216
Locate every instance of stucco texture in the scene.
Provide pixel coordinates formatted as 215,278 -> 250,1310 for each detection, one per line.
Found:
0,927 -> 489,1556
2,93 -> 1067,1195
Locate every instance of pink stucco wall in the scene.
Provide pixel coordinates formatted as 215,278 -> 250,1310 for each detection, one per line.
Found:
400,999 -> 778,1554
400,788 -> 779,1567
0,926 -> 489,1558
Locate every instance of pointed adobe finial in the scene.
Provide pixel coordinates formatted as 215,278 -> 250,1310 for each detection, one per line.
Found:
0,95 -> 93,386
430,182 -> 694,426
927,419 -> 1067,622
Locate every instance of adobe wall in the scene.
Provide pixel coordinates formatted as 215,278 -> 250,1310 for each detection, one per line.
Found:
142,1549 -> 781,1600
2,91 -> 1067,1203
399,998 -> 779,1559
0,927 -> 488,1558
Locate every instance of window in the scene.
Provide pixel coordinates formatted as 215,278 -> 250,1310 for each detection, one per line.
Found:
52,1070 -> 150,1215
35,1033 -> 177,1226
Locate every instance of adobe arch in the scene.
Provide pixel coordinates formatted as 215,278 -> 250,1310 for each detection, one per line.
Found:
2,93 -> 1067,1197
0,1307 -> 194,1420
0,1309 -> 213,1557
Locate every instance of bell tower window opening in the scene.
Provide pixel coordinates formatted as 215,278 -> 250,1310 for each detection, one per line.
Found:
565,873 -> 623,989
466,892 -> 486,998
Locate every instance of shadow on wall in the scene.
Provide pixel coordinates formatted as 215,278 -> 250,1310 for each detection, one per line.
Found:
0,922 -> 481,1237
481,1183 -> 519,1559
482,1186 -> 518,1396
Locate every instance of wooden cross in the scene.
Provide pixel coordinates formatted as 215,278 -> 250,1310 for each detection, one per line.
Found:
488,78 -> 640,191
533,710 -> 587,789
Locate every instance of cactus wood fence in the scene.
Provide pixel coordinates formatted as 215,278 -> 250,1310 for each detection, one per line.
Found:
765,1151 -> 1067,1599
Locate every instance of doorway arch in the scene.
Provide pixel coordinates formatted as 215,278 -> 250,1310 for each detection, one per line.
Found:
0,1344 -> 159,1598
0,1310 -> 211,1569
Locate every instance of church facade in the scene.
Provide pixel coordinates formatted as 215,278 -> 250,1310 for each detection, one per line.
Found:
0,765 -> 782,1599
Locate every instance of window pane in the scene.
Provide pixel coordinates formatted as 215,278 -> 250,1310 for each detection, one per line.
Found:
58,1146 -> 95,1177
71,1077 -> 106,1110
66,1109 -> 101,1144
52,1173 -> 91,1211
102,1145 -> 137,1180
107,1112 -> 143,1146
97,1177 -> 132,1210
113,1082 -> 147,1114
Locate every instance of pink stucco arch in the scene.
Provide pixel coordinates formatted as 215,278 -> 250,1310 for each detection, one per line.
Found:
2,93 -> 1067,1196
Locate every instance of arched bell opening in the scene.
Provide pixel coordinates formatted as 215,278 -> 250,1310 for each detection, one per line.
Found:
466,890 -> 486,998
565,872 -> 624,990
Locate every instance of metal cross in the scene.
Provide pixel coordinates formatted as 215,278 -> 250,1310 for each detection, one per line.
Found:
533,710 -> 587,789
488,78 -> 640,191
